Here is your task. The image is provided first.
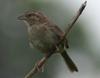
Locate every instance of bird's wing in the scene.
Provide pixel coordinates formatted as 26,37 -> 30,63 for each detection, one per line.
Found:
47,24 -> 69,48
48,24 -> 64,39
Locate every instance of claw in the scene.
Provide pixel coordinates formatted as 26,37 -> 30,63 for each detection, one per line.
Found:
34,63 -> 40,72
56,46 -> 60,52
34,61 -> 45,72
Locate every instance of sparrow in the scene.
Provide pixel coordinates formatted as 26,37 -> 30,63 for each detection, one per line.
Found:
18,10 -> 78,72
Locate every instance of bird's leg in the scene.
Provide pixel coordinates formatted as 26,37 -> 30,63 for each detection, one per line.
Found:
55,45 -> 60,52
33,62 -> 42,72
25,52 -> 53,78
34,55 -> 48,72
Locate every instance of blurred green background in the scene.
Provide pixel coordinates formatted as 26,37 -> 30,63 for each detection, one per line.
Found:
0,0 -> 100,78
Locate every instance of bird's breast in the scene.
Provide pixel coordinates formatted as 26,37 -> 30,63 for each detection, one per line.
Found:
28,25 -> 58,53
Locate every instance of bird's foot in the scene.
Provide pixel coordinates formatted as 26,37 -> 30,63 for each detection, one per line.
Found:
34,61 -> 45,72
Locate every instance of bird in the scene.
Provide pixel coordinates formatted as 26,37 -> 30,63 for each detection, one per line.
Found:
18,10 -> 78,72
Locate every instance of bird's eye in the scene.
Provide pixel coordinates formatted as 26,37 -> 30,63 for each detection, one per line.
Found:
28,14 -> 32,17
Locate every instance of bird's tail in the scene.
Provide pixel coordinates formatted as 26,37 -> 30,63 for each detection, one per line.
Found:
60,50 -> 78,72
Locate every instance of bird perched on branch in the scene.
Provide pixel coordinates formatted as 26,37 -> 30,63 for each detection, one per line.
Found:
18,10 -> 78,72
18,1 -> 87,78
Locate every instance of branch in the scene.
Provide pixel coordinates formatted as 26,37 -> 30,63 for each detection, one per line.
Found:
25,53 -> 53,78
24,1 -> 87,78
63,1 -> 87,39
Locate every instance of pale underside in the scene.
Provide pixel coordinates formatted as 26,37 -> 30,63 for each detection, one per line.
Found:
26,22 -> 64,53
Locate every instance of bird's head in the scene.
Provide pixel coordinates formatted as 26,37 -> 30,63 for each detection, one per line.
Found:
18,10 -> 48,25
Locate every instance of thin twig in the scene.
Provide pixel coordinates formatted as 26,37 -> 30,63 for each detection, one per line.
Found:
25,1 -> 87,78
64,1 -> 87,39
25,52 -> 53,78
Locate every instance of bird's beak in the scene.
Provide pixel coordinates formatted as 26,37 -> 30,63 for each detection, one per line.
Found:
18,15 -> 26,20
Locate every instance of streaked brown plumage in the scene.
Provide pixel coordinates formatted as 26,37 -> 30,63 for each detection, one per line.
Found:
18,10 -> 78,72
